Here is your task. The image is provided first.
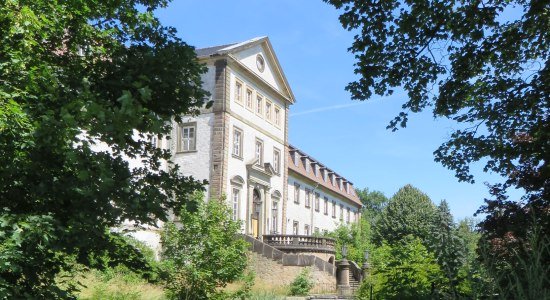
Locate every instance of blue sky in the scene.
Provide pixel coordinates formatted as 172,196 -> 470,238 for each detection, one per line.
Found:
156,0 -> 522,220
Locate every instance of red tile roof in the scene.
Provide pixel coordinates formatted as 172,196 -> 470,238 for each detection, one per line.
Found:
287,145 -> 362,207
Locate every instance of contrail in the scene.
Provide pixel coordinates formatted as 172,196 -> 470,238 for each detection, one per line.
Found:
290,101 -> 365,117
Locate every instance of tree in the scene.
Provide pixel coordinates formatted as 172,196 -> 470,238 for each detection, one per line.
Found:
430,200 -> 466,298
364,236 -> 443,300
0,1 -> 207,297
161,193 -> 249,300
374,185 -> 436,245
324,0 -> 549,292
356,188 -> 389,219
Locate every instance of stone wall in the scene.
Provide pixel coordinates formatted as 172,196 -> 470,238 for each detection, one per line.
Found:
242,235 -> 336,294
249,252 -> 336,294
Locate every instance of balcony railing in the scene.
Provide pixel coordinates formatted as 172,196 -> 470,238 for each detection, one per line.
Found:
263,234 -> 336,253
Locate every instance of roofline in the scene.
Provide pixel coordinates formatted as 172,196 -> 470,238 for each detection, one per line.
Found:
288,144 -> 354,185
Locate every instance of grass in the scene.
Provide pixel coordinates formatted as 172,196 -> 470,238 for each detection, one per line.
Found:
75,266 -> 165,300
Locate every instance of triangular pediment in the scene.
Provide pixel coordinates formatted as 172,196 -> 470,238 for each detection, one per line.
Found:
196,37 -> 295,104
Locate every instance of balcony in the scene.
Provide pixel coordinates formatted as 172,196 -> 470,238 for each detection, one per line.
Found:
262,234 -> 336,254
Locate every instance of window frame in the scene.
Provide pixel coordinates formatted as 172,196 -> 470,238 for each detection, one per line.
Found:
265,99 -> 272,122
255,94 -> 264,117
231,187 -> 240,221
324,197 -> 329,215
232,127 -> 243,158
177,122 -> 197,152
254,138 -> 264,166
340,204 -> 344,221
294,183 -> 300,204
274,105 -> 282,128
332,201 -> 336,218
245,88 -> 254,111
234,79 -> 243,105
273,147 -> 281,175
314,192 -> 320,212
305,188 -> 311,208
293,221 -> 299,235
304,224 -> 310,236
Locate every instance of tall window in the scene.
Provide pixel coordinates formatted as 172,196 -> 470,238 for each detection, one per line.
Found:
231,188 -> 240,221
293,221 -> 299,235
272,201 -> 279,234
274,106 -> 281,127
304,224 -> 310,236
265,101 -> 272,121
340,204 -> 344,221
314,193 -> 320,212
294,183 -> 300,204
256,95 -> 263,116
178,123 -> 196,152
332,201 -> 336,218
305,189 -> 311,208
324,197 -> 329,215
255,139 -> 263,166
273,148 -> 281,174
347,207 -> 351,223
235,80 -> 243,104
246,89 -> 253,110
232,127 -> 242,158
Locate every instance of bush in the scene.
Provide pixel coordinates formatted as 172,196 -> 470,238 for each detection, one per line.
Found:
288,268 -> 314,296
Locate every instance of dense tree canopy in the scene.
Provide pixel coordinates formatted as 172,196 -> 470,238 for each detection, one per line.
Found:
325,0 -> 549,294
0,0 -> 207,297
374,184 -> 436,245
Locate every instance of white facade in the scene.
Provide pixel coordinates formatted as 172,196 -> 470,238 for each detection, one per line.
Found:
148,37 -> 362,241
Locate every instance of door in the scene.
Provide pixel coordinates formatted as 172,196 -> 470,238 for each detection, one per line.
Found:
252,189 -> 261,238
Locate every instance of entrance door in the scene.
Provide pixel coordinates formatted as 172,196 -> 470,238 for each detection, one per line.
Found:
252,189 -> 261,238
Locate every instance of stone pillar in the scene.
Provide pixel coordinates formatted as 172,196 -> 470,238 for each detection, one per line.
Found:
246,184 -> 254,235
362,261 -> 370,283
338,259 -> 351,296
258,187 -> 265,238
264,188 -> 271,235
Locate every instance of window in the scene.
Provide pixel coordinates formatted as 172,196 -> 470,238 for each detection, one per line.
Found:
294,183 -> 300,204
293,221 -> 299,235
273,148 -> 281,174
231,188 -> 240,221
324,197 -> 329,215
272,201 -> 279,234
235,80 -> 243,104
332,201 -> 336,218
265,101 -> 272,121
178,123 -> 196,152
150,135 -> 160,148
303,158 -> 310,172
347,207 -> 350,223
246,88 -> 253,110
256,94 -> 263,116
314,227 -> 320,235
305,189 -> 311,208
322,169 -> 327,182
315,193 -> 320,212
255,139 -> 263,166
304,224 -> 310,236
312,163 -> 317,176
340,204 -> 344,221
232,127 -> 243,158
274,106 -> 281,127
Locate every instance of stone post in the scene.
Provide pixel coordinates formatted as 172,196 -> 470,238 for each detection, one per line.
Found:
338,259 -> 351,296
362,260 -> 369,283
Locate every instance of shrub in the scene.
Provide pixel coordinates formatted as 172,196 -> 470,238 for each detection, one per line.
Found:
288,268 -> 314,296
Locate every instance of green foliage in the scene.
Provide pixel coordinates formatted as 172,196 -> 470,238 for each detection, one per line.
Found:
374,185 -> 436,245
0,0 -> 207,297
325,1 -> 549,293
288,268 -> 314,296
429,200 -> 466,298
366,236 -> 443,300
356,188 -> 388,219
161,192 -> 249,300
327,217 -> 372,263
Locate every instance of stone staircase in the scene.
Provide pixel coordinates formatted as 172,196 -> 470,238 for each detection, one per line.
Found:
348,271 -> 360,290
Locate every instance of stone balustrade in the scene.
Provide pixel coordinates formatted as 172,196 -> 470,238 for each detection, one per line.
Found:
262,234 -> 336,254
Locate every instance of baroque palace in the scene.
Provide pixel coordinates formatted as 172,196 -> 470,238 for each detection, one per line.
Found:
132,37 -> 361,250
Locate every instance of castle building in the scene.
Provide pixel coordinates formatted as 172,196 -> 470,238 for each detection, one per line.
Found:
165,36 -> 362,238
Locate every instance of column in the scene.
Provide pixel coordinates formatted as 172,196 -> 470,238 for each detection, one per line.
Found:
246,184 -> 254,235
263,188 -> 271,235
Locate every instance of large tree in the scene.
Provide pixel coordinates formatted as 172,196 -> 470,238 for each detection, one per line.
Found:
324,0 -> 549,293
374,184 -> 437,245
0,0 -> 207,297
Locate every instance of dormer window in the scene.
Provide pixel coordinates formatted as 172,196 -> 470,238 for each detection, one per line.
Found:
303,157 -> 309,172
312,163 -> 317,176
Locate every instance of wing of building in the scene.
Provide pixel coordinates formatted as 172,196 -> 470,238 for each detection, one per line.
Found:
157,36 -> 361,238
